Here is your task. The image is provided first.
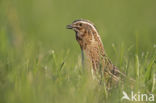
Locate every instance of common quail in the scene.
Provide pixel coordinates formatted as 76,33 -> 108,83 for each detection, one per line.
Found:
67,19 -> 123,87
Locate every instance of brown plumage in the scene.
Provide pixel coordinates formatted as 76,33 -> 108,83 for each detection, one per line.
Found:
67,19 -> 123,87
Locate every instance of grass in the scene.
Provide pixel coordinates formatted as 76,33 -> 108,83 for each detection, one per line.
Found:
0,0 -> 156,103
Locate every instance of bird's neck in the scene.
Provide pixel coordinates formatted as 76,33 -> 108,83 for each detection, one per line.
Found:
76,32 -> 91,50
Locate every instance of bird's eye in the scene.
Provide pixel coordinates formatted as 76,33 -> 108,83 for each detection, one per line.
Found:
79,23 -> 82,26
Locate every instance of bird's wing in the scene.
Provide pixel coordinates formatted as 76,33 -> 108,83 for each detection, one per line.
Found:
113,65 -> 136,82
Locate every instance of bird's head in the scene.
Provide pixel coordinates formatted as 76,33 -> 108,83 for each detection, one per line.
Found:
67,19 -> 101,47
67,19 -> 97,36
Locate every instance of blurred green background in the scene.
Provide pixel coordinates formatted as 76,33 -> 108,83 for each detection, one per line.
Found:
0,0 -> 156,103
1,0 -> 156,53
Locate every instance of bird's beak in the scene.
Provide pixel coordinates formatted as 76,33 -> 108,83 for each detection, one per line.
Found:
66,24 -> 73,29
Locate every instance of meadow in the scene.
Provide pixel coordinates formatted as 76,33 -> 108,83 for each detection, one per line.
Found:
0,0 -> 156,103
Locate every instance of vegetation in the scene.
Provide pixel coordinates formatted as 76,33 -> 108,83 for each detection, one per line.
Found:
0,0 -> 156,103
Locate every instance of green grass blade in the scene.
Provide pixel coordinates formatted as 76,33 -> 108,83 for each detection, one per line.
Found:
145,57 -> 155,83
135,54 -> 140,78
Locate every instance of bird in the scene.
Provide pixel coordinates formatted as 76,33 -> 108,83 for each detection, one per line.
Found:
66,19 -> 124,87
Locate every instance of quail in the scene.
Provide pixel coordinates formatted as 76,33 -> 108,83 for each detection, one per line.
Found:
66,19 -> 123,87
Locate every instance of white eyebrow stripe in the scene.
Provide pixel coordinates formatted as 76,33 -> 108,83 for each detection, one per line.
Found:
77,21 -> 103,43
78,21 -> 97,33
